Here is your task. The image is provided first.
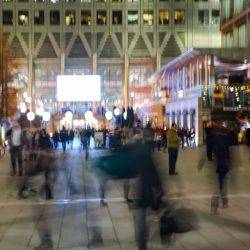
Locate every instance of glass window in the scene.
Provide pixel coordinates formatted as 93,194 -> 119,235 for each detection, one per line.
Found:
128,11 -> 138,25
50,10 -> 60,25
18,11 -> 29,26
159,10 -> 169,25
97,11 -> 107,25
65,10 -> 76,26
112,10 -> 122,25
143,10 -> 153,25
81,10 -> 91,25
198,10 -> 209,25
2,10 -> 13,25
174,10 -> 185,24
238,24 -> 246,48
34,10 -> 44,25
211,10 -> 220,25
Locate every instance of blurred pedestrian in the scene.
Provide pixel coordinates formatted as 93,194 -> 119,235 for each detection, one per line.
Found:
211,123 -> 230,215
6,120 -> 25,176
52,130 -> 60,149
205,121 -> 214,161
167,123 -> 179,175
60,126 -> 68,152
68,129 -> 75,149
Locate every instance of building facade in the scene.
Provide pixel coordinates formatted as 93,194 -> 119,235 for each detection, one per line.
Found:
0,0 -> 221,114
221,0 -> 250,48
151,49 -> 250,144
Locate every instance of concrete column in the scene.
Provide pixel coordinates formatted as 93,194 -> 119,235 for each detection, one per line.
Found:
123,53 -> 129,108
60,53 -> 65,75
92,52 -> 97,75
156,49 -> 161,70
28,53 -> 33,110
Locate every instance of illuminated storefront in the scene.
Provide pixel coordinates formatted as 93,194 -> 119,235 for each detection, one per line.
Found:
150,48 -> 250,145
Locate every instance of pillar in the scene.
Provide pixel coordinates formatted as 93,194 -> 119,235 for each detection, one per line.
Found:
92,52 -> 97,75
28,53 -> 34,110
60,52 -> 65,75
123,53 -> 129,109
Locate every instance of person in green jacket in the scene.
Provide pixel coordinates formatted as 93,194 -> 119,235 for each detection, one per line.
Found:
167,123 -> 179,175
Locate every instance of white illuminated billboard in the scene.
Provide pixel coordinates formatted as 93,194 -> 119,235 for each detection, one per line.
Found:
57,75 -> 101,102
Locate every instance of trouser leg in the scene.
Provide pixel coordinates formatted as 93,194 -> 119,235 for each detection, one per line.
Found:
133,208 -> 147,250
17,147 -> 23,175
123,179 -> 130,200
10,147 -> 18,173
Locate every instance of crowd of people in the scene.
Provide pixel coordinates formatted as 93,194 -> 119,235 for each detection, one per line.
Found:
3,115 -> 250,250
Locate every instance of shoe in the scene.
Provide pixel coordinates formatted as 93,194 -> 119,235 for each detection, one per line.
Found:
125,198 -> 133,203
169,172 -> 178,175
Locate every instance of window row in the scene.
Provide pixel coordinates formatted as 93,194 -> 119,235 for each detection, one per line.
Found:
2,0 -> 189,3
198,9 -> 220,25
2,9 -> 186,26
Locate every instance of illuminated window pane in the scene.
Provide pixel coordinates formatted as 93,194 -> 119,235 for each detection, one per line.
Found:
143,10 -> 153,25
65,10 -> 76,26
128,11 -> 138,25
97,10 -> 107,25
49,0 -> 60,3
2,10 -> 13,25
112,10 -> 122,25
34,10 -> 44,25
81,10 -> 91,25
174,10 -> 185,24
50,10 -> 60,25
198,10 -> 209,25
159,9 -> 169,25
18,11 -> 29,26
212,10 -> 220,25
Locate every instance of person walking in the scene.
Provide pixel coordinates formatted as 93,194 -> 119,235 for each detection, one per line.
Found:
6,120 -> 25,176
205,121 -> 214,161
52,130 -> 60,149
211,123 -> 230,215
60,126 -> 68,152
68,129 -> 75,149
167,123 -> 179,175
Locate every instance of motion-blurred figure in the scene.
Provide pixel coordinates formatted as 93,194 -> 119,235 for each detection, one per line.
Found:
211,123 -> 230,215
6,120 -> 25,176
52,130 -> 60,149
205,121 -> 214,161
143,122 -> 155,152
68,129 -> 75,149
60,126 -> 68,152
167,123 -> 179,175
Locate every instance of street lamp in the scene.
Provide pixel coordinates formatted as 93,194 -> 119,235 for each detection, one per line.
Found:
42,111 -> 51,122
105,111 -> 113,121
20,102 -> 27,113
114,107 -> 120,116
27,111 -> 35,122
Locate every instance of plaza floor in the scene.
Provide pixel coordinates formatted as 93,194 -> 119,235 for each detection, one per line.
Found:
0,143 -> 250,250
